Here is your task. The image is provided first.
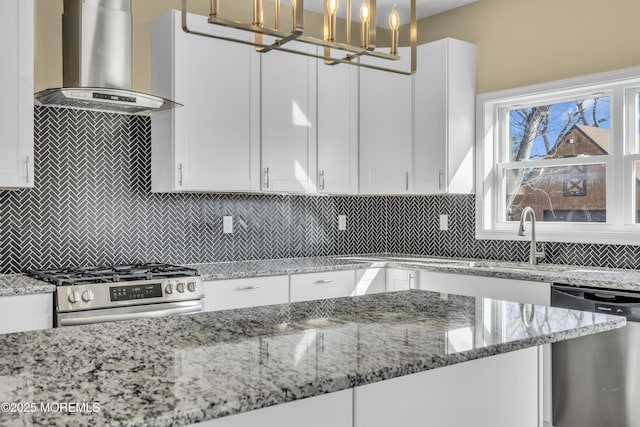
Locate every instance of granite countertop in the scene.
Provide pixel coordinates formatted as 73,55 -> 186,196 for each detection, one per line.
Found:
6,252 -> 640,297
189,256 -> 374,281
351,254 -> 640,292
0,275 -> 56,296
0,290 -> 625,426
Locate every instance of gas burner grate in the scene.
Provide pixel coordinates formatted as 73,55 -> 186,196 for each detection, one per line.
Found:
26,263 -> 199,286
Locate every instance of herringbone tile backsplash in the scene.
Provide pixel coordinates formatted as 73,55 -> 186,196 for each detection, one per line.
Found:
0,107 -> 639,274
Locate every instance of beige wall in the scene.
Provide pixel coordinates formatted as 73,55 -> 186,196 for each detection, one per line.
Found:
35,0 -> 640,94
416,0 -> 640,93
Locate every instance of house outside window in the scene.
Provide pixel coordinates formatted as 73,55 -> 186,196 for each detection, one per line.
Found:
476,67 -> 640,244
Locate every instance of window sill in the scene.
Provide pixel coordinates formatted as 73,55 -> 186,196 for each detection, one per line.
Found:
476,225 -> 640,245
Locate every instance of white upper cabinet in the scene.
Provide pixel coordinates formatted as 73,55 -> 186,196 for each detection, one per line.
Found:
151,11 -> 260,192
0,0 -> 34,189
414,38 -> 476,194
359,47 -> 413,194
317,60 -> 358,194
261,43 -> 317,193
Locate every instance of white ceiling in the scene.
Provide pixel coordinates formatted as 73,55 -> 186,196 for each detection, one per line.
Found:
300,0 -> 478,26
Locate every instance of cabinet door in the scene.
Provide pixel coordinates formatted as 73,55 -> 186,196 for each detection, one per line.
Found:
413,40 -> 447,194
261,43 -> 317,193
418,270 -> 551,305
386,268 -> 417,292
203,276 -> 289,312
290,270 -> 356,302
195,389 -> 352,427
317,60 -> 358,194
151,12 -> 260,192
354,347 -> 539,427
359,47 -> 413,194
414,38 -> 476,194
0,294 -> 53,334
355,267 -> 386,295
0,0 -> 33,189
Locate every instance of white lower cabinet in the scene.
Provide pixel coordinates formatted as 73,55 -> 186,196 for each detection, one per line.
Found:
418,270 -> 551,427
194,389 -> 352,427
354,347 -> 539,427
355,267 -> 387,295
290,270 -> 356,302
418,271 -> 551,305
386,268 -> 417,292
0,293 -> 53,334
203,276 -> 289,312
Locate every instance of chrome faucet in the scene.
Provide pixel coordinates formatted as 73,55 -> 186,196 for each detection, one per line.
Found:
518,207 -> 545,265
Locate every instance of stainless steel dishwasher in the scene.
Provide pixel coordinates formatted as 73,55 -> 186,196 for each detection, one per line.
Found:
551,283 -> 639,427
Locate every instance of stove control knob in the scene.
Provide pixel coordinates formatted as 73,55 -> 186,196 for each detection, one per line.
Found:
176,282 -> 185,293
82,290 -> 95,302
68,290 -> 80,304
187,282 -> 196,292
165,283 -> 174,294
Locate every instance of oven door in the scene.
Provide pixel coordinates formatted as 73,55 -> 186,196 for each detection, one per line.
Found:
57,299 -> 204,327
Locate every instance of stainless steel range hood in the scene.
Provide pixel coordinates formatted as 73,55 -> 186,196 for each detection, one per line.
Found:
35,0 -> 180,115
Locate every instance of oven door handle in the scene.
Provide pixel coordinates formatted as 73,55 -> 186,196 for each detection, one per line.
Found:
58,303 -> 203,327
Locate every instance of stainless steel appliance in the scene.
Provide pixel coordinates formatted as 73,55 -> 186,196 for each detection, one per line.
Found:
551,283 -> 639,427
27,263 -> 203,327
34,0 -> 180,115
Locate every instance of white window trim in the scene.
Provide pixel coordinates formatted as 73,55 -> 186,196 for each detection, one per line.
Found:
476,66 -> 640,245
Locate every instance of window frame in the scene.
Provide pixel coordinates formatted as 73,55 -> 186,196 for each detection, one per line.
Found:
476,66 -> 640,245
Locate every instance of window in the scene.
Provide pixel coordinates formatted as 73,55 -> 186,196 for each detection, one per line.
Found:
477,67 -> 640,244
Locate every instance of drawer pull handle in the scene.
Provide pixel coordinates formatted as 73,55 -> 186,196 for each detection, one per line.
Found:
237,286 -> 260,291
315,280 -> 335,284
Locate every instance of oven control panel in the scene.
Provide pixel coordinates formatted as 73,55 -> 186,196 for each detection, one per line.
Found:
57,277 -> 203,312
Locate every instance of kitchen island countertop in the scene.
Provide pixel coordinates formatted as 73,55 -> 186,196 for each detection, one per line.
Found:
0,289 -> 625,426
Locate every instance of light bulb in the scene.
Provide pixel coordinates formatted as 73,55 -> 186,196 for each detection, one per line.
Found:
360,1 -> 369,22
360,0 -> 370,49
328,0 -> 339,15
389,4 -> 400,31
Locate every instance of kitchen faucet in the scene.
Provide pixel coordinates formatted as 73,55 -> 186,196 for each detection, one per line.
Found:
518,207 -> 545,265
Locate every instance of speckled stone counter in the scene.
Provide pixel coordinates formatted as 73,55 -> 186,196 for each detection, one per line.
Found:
0,290 -> 624,427
0,275 -> 55,297
190,256 -> 374,281
351,254 -> 640,292
191,254 -> 640,292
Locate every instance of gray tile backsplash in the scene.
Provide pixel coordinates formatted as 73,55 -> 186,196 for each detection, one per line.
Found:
0,107 -> 638,274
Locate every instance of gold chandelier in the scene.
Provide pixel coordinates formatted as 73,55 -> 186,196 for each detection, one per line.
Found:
181,0 -> 416,75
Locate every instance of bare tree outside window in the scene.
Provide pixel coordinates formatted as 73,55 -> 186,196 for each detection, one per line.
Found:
505,96 -> 610,223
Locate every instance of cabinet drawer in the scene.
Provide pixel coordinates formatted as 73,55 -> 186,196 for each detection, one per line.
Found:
0,293 -> 53,334
204,276 -> 289,312
290,270 -> 356,302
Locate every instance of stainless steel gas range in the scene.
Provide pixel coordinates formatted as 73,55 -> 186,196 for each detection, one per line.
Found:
27,263 -> 204,327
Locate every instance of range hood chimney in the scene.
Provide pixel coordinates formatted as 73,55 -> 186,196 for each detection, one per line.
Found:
35,0 -> 180,115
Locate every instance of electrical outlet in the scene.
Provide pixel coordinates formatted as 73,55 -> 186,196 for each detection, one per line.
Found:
223,216 -> 233,234
338,215 -> 347,231
439,214 -> 449,231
